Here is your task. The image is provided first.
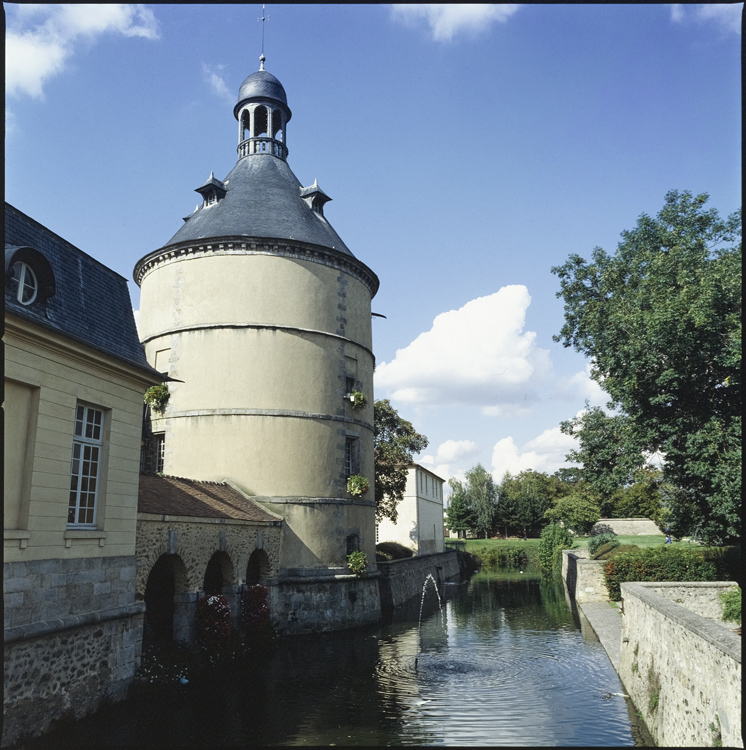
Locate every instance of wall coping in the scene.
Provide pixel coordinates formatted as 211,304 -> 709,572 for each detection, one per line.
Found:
3,602 -> 145,645
376,549 -> 457,573
621,581 -> 741,662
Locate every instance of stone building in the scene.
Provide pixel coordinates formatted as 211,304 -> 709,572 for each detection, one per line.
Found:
133,56 -> 382,634
376,464 -> 446,555
3,203 -> 162,746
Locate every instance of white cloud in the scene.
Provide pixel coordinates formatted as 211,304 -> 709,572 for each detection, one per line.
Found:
375,286 -> 553,414
491,425 -> 578,482
669,4 -> 742,34
5,4 -> 159,99
202,63 -> 234,105
421,439 -> 479,484
555,361 -> 608,408
390,4 -> 520,42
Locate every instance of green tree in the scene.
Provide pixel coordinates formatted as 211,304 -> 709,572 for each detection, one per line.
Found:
373,399 -> 428,523
611,467 -> 664,523
552,190 -> 741,544
445,478 -> 475,537
560,407 -> 646,516
544,493 -> 601,535
498,470 -> 559,538
465,464 -> 498,539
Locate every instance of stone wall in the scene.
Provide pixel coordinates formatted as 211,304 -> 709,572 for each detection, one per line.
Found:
3,608 -> 143,747
271,574 -> 381,635
561,549 -> 609,603
619,581 -> 742,748
4,555 -> 137,630
377,550 -> 460,610
591,518 -> 661,536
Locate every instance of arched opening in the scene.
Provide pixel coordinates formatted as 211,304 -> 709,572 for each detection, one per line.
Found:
272,112 -> 283,142
254,106 -> 268,137
241,110 -> 251,140
246,549 -> 270,584
204,550 -> 235,595
143,554 -> 187,647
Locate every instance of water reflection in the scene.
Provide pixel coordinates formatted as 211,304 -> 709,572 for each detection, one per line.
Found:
21,571 -> 640,747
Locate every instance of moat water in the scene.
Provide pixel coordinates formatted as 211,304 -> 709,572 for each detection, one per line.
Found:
21,568 -> 650,747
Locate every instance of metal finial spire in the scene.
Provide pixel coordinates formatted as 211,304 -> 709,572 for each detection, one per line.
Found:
258,5 -> 269,67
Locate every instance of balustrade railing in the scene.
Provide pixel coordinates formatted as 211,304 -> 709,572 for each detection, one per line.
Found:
237,137 -> 288,159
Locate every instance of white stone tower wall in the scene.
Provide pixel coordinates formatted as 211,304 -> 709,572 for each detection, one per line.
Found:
137,249 -> 376,571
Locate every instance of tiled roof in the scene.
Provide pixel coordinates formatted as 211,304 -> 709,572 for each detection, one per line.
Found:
138,475 -> 281,523
4,203 -> 160,378
160,154 -> 352,255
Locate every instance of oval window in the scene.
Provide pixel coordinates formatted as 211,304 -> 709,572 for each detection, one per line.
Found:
9,261 -> 38,305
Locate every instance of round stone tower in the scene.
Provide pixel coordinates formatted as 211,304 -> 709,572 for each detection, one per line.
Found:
134,57 -> 380,631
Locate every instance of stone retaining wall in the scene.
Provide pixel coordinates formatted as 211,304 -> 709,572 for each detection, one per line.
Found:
562,549 -> 609,603
4,555 -> 138,630
619,581 -> 741,747
591,518 -> 661,536
271,575 -> 381,635
377,550 -> 460,610
2,608 -> 144,747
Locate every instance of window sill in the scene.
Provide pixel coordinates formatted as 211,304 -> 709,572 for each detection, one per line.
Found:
64,529 -> 107,547
4,530 -> 31,549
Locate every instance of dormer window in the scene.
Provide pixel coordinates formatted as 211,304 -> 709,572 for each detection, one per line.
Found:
9,261 -> 38,305
300,180 -> 332,218
5,246 -> 55,307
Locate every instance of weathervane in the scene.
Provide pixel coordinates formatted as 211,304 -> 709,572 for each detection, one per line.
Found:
258,4 -> 269,69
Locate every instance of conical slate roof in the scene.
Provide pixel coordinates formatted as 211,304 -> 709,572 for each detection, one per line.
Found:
164,156 -> 351,255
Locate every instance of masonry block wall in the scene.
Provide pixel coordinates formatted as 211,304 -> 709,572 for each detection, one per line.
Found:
377,550 -> 460,610
619,582 -> 742,748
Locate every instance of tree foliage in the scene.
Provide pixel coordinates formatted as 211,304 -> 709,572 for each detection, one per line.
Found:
552,191 -> 741,544
544,493 -> 601,535
497,470 -> 563,537
445,478 -> 475,534
373,399 -> 428,523
465,464 -> 498,538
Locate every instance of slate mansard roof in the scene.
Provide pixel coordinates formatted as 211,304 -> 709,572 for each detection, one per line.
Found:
163,155 -> 352,255
4,203 -> 160,377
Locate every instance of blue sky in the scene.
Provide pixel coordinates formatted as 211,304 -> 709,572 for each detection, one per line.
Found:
6,3 -> 741,490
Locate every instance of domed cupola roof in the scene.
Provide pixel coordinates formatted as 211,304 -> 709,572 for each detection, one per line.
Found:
234,58 -> 291,121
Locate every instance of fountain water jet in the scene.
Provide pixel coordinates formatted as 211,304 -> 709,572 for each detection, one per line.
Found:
418,573 -> 444,629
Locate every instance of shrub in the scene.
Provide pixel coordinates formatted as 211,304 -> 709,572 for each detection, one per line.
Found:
592,541 -> 621,559
588,531 -> 618,557
241,584 -> 274,644
346,474 -> 369,497
538,523 -> 573,572
720,586 -> 741,624
604,546 -> 719,600
144,383 -> 169,412
196,594 -> 232,653
375,541 -> 414,561
347,550 -> 368,576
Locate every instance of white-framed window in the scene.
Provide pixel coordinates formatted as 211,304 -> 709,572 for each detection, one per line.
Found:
9,261 -> 38,305
344,436 -> 360,477
154,433 -> 165,473
68,404 -> 104,527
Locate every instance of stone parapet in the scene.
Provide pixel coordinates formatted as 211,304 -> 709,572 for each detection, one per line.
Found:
619,581 -> 741,748
377,550 -> 460,610
562,549 -> 609,603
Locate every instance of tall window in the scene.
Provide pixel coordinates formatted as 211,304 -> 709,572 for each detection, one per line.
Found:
344,436 -> 360,477
154,433 -> 165,473
68,404 -> 104,527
